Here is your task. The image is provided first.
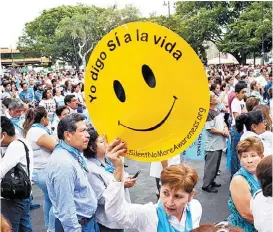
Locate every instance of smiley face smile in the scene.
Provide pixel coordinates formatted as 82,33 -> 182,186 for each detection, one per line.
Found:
118,96 -> 177,132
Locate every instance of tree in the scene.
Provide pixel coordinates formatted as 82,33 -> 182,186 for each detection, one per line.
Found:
172,1 -> 272,64
218,1 -> 272,64
17,5 -> 97,66
56,5 -> 140,68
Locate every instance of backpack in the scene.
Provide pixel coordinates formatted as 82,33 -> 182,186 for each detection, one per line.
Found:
1,139 -> 32,199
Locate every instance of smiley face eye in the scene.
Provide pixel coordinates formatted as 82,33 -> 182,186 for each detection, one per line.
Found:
142,64 -> 156,88
113,80 -> 126,102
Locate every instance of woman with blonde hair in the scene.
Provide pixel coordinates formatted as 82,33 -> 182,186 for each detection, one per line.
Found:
101,137 -> 202,232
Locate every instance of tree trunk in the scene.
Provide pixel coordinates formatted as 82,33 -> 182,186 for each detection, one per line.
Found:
82,59 -> 87,70
241,53 -> 247,65
231,52 -> 242,64
230,52 -> 247,65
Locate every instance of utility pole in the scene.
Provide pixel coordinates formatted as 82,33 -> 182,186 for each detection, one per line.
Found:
163,1 -> 171,18
261,7 -> 264,65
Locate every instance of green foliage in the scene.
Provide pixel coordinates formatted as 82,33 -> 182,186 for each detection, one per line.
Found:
218,1 -> 272,64
17,2 -> 272,66
18,4 -> 140,68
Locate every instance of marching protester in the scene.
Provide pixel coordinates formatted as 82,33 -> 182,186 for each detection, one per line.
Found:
100,136 -> 202,232
236,110 -> 273,156
228,137 -> 264,231
83,128 -> 136,231
202,91 -> 229,193
45,113 -> 99,232
0,116 -> 34,231
51,105 -> 70,136
23,106 -> 58,232
229,81 -> 247,177
5,98 -> 25,136
64,94 -> 79,114
39,89 -> 57,124
253,104 -> 273,131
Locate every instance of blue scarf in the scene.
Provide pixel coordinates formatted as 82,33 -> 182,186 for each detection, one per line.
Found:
10,117 -> 23,134
31,123 -> 52,135
55,140 -> 89,173
157,201 -> 193,232
240,166 -> 261,191
96,157 -> 115,174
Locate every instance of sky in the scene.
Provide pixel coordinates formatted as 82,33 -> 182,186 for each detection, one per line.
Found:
0,0 -> 175,48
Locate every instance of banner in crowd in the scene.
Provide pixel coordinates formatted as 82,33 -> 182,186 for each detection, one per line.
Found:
85,22 -> 209,162
181,129 -> 205,161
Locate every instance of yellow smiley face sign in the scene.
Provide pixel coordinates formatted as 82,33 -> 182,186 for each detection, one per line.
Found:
85,22 -> 209,162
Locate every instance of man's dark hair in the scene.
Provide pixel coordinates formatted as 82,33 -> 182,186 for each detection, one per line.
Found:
51,79 -> 57,84
1,116 -> 15,137
235,110 -> 264,133
57,113 -> 86,140
234,81 -> 247,93
64,95 -> 75,105
2,98 -> 13,108
56,106 -> 69,117
20,83 -> 27,89
3,81 -> 11,88
210,84 -> 217,92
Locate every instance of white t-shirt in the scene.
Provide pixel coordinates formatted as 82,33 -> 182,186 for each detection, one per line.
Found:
39,99 -> 56,117
150,154 -> 180,178
0,138 -> 34,182
231,98 -> 245,126
251,190 -> 273,232
26,127 -> 51,169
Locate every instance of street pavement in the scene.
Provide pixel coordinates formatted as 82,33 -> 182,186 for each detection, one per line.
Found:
31,155 -> 230,231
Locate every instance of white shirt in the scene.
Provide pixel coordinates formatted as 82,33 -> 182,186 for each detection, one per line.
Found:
103,181 -> 202,232
251,190 -> 273,232
231,98 -> 245,126
150,154 -> 180,178
68,107 -> 78,114
26,127 -> 52,169
0,138 -> 34,182
39,99 -> 56,117
86,158 -> 132,229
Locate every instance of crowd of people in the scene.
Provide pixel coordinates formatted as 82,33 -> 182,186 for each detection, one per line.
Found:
0,63 -> 272,232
